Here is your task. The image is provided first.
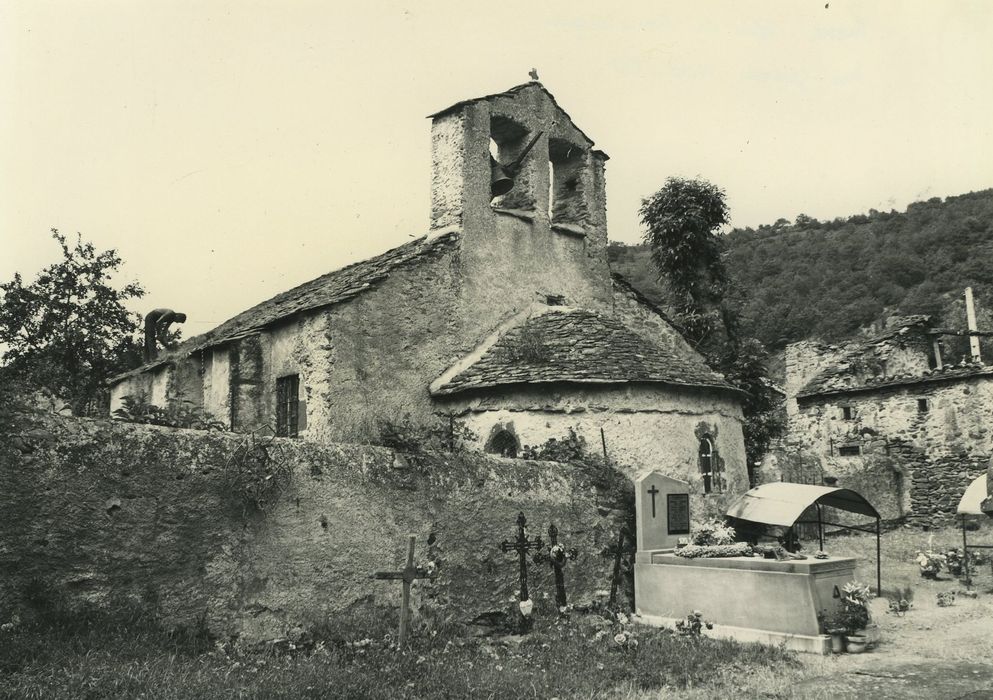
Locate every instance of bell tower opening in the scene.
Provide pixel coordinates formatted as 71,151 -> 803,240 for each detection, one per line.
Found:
489,114 -> 537,211
548,137 -> 588,227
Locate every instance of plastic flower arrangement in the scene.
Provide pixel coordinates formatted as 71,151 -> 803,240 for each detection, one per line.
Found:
916,550 -> 946,579
519,599 -> 534,617
675,610 -> 714,637
943,548 -> 965,577
690,519 -> 737,546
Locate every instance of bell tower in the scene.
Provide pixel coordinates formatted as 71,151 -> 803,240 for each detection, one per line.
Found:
427,81 -> 612,314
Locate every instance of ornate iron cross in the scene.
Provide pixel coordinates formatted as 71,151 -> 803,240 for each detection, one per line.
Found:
534,523 -> 578,609
500,512 -> 544,603
372,535 -> 435,648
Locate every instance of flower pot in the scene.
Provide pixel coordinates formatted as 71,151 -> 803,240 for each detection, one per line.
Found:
846,635 -> 868,654
829,632 -> 846,654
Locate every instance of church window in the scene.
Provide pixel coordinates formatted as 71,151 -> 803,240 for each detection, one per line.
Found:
838,445 -> 861,457
699,436 -> 721,494
917,398 -> 929,413
486,429 -> 520,458
548,138 -> 587,227
841,406 -> 855,420
276,374 -> 300,438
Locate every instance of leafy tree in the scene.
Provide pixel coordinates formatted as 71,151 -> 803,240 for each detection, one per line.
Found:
0,230 -> 145,415
639,177 -> 783,473
639,176 -> 730,349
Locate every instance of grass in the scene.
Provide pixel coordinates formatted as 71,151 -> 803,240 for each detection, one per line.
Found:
0,597 -> 798,699
4,523 -> 992,699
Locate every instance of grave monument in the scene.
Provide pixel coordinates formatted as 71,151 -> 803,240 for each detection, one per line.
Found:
633,476 -> 859,654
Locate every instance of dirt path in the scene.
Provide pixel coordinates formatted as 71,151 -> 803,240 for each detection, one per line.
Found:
795,582 -> 993,699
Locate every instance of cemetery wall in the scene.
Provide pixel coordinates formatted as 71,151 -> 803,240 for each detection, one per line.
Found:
0,414 -> 620,641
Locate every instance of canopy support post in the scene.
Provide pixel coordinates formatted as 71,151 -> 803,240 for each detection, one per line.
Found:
816,504 -> 824,551
962,517 -> 971,590
875,517 -> 882,597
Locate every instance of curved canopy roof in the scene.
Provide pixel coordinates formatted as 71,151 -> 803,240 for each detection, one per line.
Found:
726,483 -> 880,528
957,474 -> 989,516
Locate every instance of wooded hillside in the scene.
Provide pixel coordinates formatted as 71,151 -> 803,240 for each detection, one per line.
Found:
609,189 -> 993,353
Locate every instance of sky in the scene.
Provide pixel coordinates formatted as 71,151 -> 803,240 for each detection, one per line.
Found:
2,1 -> 992,338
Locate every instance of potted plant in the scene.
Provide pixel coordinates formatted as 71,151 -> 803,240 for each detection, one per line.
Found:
840,581 -> 873,652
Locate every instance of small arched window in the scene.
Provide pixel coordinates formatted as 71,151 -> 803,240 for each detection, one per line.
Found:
699,435 -> 717,493
486,429 -> 520,458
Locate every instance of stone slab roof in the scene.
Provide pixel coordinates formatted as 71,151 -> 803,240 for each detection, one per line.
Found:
795,316 -> 937,399
797,361 -> 993,401
430,308 -> 738,397
111,232 -> 459,383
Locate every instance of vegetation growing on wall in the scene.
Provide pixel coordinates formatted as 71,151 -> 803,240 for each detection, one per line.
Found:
113,395 -> 226,431
222,429 -> 292,516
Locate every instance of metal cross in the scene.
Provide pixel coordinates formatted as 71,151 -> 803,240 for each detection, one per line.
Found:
372,535 -> 434,648
500,512 -> 544,603
534,523 -> 578,609
647,485 -> 659,517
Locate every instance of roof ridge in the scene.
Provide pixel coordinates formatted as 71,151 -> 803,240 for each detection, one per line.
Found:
110,231 -> 460,383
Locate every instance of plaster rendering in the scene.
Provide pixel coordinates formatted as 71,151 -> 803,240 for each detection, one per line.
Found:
108,80 -> 747,483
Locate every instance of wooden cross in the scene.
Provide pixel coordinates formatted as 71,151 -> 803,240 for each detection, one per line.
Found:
647,484 -> 659,517
534,523 -> 578,609
607,526 -> 632,608
372,535 -> 434,648
500,512 -> 544,604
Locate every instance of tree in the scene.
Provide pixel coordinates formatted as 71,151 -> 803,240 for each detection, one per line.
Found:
640,177 -> 784,473
0,230 -> 145,415
639,176 -> 730,349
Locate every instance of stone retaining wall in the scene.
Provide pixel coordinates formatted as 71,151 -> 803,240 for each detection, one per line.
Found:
0,414 -> 622,640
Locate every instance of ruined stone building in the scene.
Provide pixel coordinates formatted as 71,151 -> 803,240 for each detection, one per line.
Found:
767,316 -> 993,524
110,81 -> 747,495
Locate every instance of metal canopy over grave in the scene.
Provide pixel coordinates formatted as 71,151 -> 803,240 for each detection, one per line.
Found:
956,474 -> 993,587
725,483 -> 882,596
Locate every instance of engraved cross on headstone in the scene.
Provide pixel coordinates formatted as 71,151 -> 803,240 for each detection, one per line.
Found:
372,535 -> 434,649
647,485 -> 659,517
500,512 -> 544,604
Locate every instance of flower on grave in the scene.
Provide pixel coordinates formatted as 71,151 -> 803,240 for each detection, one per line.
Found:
425,560 -> 438,577
593,630 -> 608,642
916,550 -> 946,579
613,632 -> 627,645
616,612 -> 629,626
814,550 -> 829,560
519,599 -> 534,617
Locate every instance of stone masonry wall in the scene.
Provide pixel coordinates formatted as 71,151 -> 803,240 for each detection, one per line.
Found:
777,376 -> 993,524
448,383 -> 747,520
0,414 -> 620,641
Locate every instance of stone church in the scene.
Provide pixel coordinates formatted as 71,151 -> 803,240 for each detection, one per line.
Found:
110,81 -> 747,494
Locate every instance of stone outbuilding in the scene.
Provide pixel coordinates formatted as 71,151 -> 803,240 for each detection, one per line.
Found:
769,316 -> 993,524
110,81 -> 748,498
